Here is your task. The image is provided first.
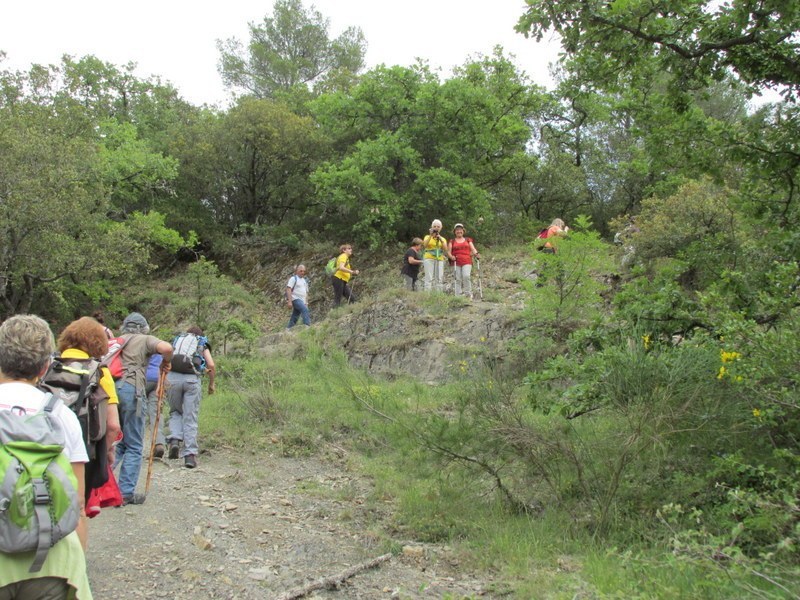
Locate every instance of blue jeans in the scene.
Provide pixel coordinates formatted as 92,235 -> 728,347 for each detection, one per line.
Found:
114,381 -> 145,498
287,298 -> 311,328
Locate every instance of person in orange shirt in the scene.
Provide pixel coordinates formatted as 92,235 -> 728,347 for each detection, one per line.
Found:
539,218 -> 569,254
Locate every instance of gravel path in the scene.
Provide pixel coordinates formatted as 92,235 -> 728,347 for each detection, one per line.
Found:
86,447 -> 494,599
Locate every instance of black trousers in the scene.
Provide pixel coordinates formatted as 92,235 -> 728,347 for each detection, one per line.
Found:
332,276 -> 356,307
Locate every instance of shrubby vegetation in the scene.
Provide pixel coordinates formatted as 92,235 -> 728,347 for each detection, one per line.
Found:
1,0 -> 798,595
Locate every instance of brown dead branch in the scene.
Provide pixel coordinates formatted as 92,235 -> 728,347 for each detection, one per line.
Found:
275,553 -> 392,600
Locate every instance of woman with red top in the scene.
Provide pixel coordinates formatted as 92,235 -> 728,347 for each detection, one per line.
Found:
448,223 -> 480,300
539,218 -> 569,254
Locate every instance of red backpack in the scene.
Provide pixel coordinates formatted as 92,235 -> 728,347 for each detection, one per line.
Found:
101,336 -> 130,380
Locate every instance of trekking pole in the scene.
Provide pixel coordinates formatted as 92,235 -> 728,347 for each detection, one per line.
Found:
145,369 -> 167,494
476,258 -> 483,300
348,276 -> 356,304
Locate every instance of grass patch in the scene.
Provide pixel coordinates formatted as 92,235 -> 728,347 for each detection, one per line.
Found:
198,334 -> 800,599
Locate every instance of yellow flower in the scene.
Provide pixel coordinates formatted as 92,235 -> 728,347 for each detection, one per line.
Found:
720,351 -> 741,363
717,366 -> 727,380
752,408 -> 762,418
735,375 -> 743,383
643,334 -> 651,349
479,336 -> 486,343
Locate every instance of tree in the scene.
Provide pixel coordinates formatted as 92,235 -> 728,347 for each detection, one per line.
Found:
517,0 -> 800,99
310,54 -> 544,246
0,61 -> 193,320
172,97 -> 326,232
217,0 -> 366,100
515,1 -> 800,226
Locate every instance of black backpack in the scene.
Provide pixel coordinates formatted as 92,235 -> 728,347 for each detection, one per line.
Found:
40,356 -> 111,492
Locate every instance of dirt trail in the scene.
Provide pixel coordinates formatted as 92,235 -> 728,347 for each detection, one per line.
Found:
86,447 -> 494,599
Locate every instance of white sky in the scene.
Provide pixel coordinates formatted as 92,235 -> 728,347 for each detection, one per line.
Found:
0,0 -> 562,107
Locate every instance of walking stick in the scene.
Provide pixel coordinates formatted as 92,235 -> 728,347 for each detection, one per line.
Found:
476,258 -> 483,300
348,275 -> 356,304
145,369 -> 167,494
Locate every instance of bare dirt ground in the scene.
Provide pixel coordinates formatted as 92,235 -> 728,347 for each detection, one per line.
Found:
86,446 -> 497,599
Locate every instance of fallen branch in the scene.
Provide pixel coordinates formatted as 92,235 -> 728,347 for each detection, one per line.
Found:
275,553 -> 392,600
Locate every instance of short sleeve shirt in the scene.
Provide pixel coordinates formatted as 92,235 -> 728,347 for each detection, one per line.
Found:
0,382 -> 89,463
286,275 -> 309,303
334,253 -> 352,282
120,333 -> 163,393
402,248 -> 421,277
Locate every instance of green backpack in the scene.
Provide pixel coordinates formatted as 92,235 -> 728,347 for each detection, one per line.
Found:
0,393 -> 80,573
325,256 -> 338,276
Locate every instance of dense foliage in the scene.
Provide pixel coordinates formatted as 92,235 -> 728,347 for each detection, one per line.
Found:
1,0 -> 799,593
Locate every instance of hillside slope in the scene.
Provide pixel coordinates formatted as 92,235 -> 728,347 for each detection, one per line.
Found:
247,245 -> 536,383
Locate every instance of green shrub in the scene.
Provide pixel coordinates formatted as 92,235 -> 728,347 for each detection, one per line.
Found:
523,215 -> 616,335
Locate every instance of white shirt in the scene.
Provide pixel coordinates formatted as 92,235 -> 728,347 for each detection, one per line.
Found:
0,382 -> 89,463
286,275 -> 309,303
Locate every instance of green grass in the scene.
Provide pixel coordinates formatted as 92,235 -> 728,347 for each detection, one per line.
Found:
198,338 -> 800,599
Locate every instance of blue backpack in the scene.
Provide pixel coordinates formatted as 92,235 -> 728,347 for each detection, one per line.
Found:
146,354 -> 163,383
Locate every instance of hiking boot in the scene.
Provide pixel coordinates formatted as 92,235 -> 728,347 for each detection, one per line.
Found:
153,444 -> 165,459
168,440 -> 180,459
121,493 -> 146,506
184,454 -> 197,469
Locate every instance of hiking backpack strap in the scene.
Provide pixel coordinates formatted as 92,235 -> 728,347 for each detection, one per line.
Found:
63,363 -> 91,446
423,235 -> 439,258
29,393 -> 59,573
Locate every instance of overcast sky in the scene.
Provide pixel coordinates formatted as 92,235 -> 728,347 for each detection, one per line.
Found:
1,0 -> 562,107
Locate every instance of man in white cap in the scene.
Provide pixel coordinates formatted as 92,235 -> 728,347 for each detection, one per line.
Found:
421,219 -> 454,291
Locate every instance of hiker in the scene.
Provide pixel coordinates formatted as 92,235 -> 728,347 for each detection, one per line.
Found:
145,353 -> 166,458
165,326 -> 215,469
113,313 -> 173,505
332,244 -> 359,307
401,238 -> 424,291
286,264 -> 311,328
448,224 -> 480,299
422,219 -> 454,291
539,218 -> 569,254
0,314 -> 93,599
51,317 -> 123,507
